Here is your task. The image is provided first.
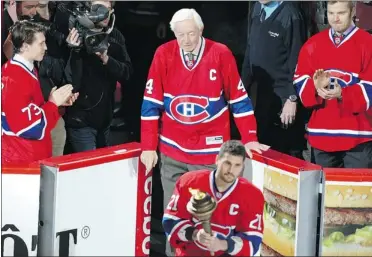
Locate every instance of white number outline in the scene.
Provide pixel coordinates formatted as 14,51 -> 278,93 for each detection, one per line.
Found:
146,79 -> 154,95
249,214 -> 262,230
237,80 -> 246,93
166,194 -> 180,211
21,104 -> 42,121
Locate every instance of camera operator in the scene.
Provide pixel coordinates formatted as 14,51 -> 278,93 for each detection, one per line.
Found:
64,0 -> 132,153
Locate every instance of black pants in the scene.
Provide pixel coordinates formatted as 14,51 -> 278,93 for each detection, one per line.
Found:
252,89 -> 307,159
313,141 -> 372,168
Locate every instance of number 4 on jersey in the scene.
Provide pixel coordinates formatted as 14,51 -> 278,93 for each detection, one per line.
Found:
146,79 -> 154,94
237,80 -> 246,93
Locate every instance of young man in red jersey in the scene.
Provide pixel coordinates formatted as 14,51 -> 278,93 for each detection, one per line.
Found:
163,140 -> 264,256
294,1 -> 372,168
1,21 -> 78,164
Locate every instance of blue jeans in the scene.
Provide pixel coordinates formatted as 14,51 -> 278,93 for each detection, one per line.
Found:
66,126 -> 110,153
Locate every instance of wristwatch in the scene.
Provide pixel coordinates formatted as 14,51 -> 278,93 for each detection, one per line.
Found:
288,95 -> 298,102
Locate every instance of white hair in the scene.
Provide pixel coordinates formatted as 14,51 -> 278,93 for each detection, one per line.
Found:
169,8 -> 204,32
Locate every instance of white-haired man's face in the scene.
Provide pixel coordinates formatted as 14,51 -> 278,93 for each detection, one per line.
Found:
173,19 -> 202,52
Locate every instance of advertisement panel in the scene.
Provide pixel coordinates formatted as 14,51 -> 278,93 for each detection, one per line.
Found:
1,164 -> 40,256
320,169 -> 372,256
37,142 -> 152,256
243,150 -> 322,256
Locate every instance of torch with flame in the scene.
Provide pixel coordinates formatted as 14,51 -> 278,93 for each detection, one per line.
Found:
187,188 -> 217,255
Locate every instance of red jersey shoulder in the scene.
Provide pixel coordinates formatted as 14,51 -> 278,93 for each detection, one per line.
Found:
158,39 -> 178,56
236,177 -> 264,202
303,29 -> 329,50
2,62 -> 33,91
204,38 -> 232,56
354,28 -> 372,46
178,169 -> 212,188
2,62 -> 34,81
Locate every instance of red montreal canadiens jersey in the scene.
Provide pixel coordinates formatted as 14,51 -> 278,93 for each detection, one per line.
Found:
294,27 -> 372,152
163,170 -> 264,257
1,58 -> 60,164
141,38 -> 257,164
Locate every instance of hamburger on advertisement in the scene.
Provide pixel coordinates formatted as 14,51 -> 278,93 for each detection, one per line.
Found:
322,180 -> 372,256
261,167 -> 299,256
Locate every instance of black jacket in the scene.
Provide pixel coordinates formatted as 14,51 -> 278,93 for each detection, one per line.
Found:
64,28 -> 132,129
242,2 -> 307,104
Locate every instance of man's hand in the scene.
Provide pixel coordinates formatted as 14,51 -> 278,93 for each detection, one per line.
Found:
317,80 -> 342,100
62,92 -> 79,106
280,99 -> 297,126
313,69 -> 330,89
66,28 -> 81,48
245,142 -> 270,159
48,84 -> 73,107
195,229 -> 228,252
140,150 -> 158,172
95,50 -> 109,64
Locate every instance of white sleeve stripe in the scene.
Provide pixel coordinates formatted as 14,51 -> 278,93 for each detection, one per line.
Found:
141,116 -> 159,120
15,118 -> 41,135
177,224 -> 192,241
143,96 -> 164,105
244,231 -> 263,238
293,75 -> 310,85
357,83 -> 370,110
168,219 -> 189,240
229,236 -> 244,255
228,94 -> 248,104
299,77 -> 310,103
249,241 -> 254,255
360,80 -> 372,85
233,110 -> 254,118
163,213 -> 181,221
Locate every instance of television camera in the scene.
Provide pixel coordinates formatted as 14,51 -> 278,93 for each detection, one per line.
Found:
58,1 -> 115,54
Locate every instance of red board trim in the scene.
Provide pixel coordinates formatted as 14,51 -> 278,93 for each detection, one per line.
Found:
1,162 -> 40,175
252,149 -> 321,174
324,168 -> 372,182
40,142 -> 141,171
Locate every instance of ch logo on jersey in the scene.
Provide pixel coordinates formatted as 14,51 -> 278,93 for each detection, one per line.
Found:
169,95 -> 210,124
325,69 -> 359,87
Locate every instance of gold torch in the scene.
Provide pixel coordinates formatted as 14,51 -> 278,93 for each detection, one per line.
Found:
187,188 -> 217,256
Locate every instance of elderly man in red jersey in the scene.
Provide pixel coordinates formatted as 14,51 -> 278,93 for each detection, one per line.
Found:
140,8 -> 269,212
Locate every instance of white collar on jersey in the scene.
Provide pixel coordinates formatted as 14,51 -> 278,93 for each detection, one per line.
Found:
209,169 -> 239,203
12,54 -> 34,72
179,37 -> 206,71
183,36 -> 203,56
328,25 -> 358,48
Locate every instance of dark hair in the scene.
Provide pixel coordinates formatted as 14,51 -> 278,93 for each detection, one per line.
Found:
10,20 -> 47,54
217,140 -> 246,161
